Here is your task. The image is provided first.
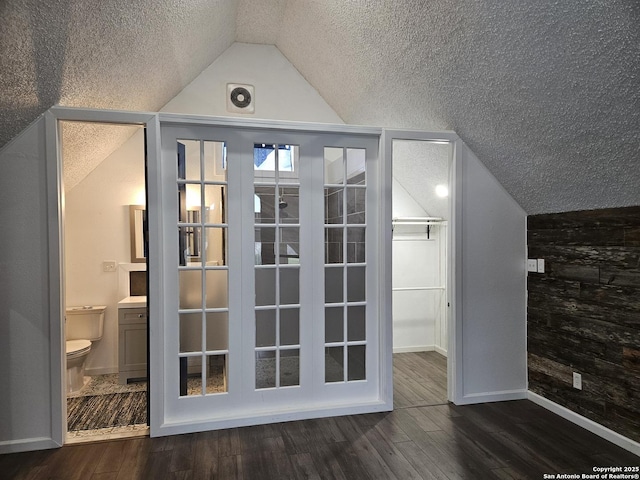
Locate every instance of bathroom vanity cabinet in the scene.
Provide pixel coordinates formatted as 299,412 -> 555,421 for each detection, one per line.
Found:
118,306 -> 147,384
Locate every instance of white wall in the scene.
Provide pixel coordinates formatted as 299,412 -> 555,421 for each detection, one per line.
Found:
64,128 -> 146,374
456,145 -> 527,403
161,42 -> 344,124
0,118 -> 59,451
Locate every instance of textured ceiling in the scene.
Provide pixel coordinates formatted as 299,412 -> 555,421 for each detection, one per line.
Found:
0,0 -> 237,190
241,0 -> 640,214
392,140 -> 451,220
1,0 -> 638,212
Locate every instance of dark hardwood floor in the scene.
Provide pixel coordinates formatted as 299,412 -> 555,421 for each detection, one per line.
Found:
394,351 -> 448,408
2,352 -> 638,479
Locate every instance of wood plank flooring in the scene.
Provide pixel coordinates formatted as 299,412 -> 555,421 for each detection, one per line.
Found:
2,352 -> 638,479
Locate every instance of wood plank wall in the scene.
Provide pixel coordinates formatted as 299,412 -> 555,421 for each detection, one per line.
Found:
527,206 -> 640,443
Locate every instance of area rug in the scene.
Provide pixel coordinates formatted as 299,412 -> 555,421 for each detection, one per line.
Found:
67,373 -> 146,399
67,392 -> 147,431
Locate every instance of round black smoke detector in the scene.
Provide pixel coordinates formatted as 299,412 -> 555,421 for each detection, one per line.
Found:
230,87 -> 252,109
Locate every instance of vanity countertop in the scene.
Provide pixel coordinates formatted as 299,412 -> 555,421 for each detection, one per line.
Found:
117,296 -> 147,309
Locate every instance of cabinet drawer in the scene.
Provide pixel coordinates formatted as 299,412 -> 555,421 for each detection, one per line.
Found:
119,308 -> 147,324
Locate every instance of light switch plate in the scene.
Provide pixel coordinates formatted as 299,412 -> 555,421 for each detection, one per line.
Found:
527,259 -> 538,272
573,372 -> 582,390
537,258 -> 545,273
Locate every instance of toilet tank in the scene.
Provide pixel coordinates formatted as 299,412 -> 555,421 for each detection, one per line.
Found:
65,305 -> 106,341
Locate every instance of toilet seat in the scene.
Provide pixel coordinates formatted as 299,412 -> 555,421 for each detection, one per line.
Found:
66,339 -> 91,358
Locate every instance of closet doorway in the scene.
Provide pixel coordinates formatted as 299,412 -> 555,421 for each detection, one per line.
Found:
390,137 -> 452,407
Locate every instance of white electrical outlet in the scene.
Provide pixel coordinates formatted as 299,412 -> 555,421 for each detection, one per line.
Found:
527,259 -> 538,272
103,260 -> 117,272
573,372 -> 582,390
537,258 -> 545,273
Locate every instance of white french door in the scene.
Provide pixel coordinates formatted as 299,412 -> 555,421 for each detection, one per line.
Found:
154,122 -> 387,435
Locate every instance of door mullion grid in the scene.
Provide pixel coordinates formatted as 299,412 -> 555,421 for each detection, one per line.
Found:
274,145 -> 281,388
342,147 -> 349,382
163,126 -> 382,430
199,142 -> 207,395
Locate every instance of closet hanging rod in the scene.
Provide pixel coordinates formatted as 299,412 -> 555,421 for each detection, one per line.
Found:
392,217 -> 445,226
392,221 -> 443,226
392,216 -> 443,223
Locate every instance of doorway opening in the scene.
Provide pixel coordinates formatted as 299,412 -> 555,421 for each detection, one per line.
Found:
390,138 -> 452,408
59,120 -> 149,443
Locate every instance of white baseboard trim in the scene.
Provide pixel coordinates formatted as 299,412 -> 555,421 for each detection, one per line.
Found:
85,366 -> 118,376
455,389 -> 528,405
434,346 -> 447,357
528,391 -> 640,457
0,437 -> 60,454
393,345 -> 434,354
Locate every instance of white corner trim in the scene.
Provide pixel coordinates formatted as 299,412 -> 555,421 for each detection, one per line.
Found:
528,391 -> 640,457
434,346 -> 447,357
0,437 -> 61,454
456,389 -> 528,405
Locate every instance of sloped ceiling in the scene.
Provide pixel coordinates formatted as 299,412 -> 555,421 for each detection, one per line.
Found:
239,0 -> 640,214
0,0 -> 237,190
391,140 -> 451,220
1,0 -> 638,212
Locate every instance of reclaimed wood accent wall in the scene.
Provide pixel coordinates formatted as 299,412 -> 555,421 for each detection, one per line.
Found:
527,206 -> 640,443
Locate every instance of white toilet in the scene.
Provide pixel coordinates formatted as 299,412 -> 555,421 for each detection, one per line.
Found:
65,305 -> 106,393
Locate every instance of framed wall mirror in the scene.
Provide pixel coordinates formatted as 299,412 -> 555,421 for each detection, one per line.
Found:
129,205 -> 147,263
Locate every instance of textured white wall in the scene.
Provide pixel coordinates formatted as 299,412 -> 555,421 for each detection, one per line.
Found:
0,118 -> 58,452
458,145 -> 527,401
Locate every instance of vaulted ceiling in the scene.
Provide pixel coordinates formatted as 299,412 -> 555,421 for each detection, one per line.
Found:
1,0 -> 638,213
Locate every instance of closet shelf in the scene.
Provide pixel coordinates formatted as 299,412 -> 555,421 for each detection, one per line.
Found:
392,217 -> 445,239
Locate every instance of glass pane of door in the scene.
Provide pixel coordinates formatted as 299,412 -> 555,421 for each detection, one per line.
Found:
177,140 -> 229,397
254,144 -> 301,390
323,147 -> 367,383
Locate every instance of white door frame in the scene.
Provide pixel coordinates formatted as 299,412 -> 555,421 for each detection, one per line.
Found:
45,107 -> 160,446
382,129 -> 462,404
